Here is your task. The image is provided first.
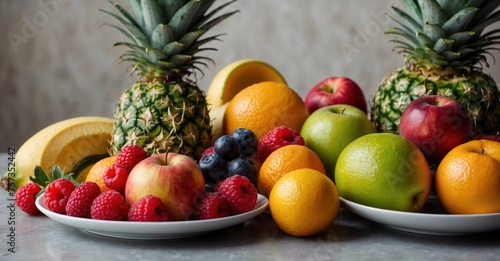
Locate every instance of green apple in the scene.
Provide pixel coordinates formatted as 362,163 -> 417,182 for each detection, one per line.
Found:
334,133 -> 432,212
300,104 -> 376,180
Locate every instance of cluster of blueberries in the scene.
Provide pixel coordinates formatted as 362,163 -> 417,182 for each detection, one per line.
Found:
199,128 -> 258,191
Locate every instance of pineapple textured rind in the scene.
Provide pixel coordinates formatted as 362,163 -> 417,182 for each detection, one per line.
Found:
102,0 -> 238,159
371,0 -> 500,135
371,67 -> 500,135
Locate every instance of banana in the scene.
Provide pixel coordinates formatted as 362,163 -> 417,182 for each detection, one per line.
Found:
1,116 -> 114,192
209,102 -> 229,143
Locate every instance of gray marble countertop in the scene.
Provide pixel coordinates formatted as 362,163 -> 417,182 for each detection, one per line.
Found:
1,152 -> 499,261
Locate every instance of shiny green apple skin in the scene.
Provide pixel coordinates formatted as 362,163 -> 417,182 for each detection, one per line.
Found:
300,104 -> 376,181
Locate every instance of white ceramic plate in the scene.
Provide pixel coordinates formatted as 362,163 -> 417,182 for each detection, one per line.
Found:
36,194 -> 268,240
340,197 -> 500,236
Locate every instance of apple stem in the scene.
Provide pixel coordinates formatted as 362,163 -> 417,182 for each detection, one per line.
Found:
341,108 -> 346,114
164,147 -> 171,162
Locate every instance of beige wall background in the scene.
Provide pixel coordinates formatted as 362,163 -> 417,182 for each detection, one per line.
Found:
1,0 -> 499,150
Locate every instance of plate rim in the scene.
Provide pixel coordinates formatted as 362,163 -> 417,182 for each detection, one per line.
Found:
340,197 -> 500,235
36,193 -> 269,239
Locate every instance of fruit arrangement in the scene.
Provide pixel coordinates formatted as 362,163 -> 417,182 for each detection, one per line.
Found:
5,0 -> 500,239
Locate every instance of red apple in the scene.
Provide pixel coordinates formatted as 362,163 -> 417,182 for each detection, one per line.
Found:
473,134 -> 500,143
304,76 -> 367,114
399,95 -> 473,165
125,152 -> 205,221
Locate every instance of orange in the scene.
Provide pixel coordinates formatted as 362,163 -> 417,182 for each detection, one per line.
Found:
257,145 -> 326,199
269,168 -> 340,237
435,139 -> 500,214
85,156 -> 116,192
206,59 -> 287,108
223,81 -> 309,140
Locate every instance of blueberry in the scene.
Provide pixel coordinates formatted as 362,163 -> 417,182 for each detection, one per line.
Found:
198,153 -> 228,183
232,128 -> 258,156
214,135 -> 240,161
227,156 -> 257,183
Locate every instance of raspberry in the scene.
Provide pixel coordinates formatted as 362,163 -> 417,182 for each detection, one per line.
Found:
216,175 -> 257,215
116,145 -> 148,171
44,178 -> 76,214
103,163 -> 129,194
257,126 -> 305,162
65,182 -> 101,218
196,192 -> 229,220
90,190 -> 129,221
15,183 -> 42,215
128,195 -> 168,222
200,146 -> 215,160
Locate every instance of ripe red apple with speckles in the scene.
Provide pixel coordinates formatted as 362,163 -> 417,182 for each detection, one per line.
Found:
125,152 -> 205,221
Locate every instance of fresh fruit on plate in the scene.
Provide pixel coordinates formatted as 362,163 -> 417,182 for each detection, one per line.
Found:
196,175 -> 257,219
399,95 -> 473,165
256,126 -> 305,163
1,116 -> 113,192
223,81 -> 309,140
65,182 -> 101,218
300,104 -> 375,180
85,156 -> 116,193
435,139 -> 500,214
217,175 -> 258,215
103,163 -> 129,195
214,135 -> 241,161
269,168 -> 339,237
115,145 -> 148,171
206,58 -> 287,108
304,76 -> 367,114
44,178 -> 76,215
370,0 -> 500,136
128,194 -> 169,222
196,192 -> 229,220
199,128 -> 259,187
124,152 -> 205,221
199,153 -> 228,184
101,0 -> 238,159
257,144 -> 326,199
335,133 -> 431,212
91,190 -> 129,221
231,128 -> 259,157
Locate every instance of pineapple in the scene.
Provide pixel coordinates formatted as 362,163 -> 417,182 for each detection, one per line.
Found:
371,0 -> 500,136
101,0 -> 238,159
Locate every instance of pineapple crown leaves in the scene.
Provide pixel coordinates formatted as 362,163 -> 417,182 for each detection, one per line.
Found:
30,165 -> 79,197
100,0 -> 239,80
386,0 -> 500,73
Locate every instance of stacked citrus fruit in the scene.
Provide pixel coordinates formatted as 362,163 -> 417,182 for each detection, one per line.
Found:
269,168 -> 340,237
223,81 -> 309,140
257,145 -> 326,198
